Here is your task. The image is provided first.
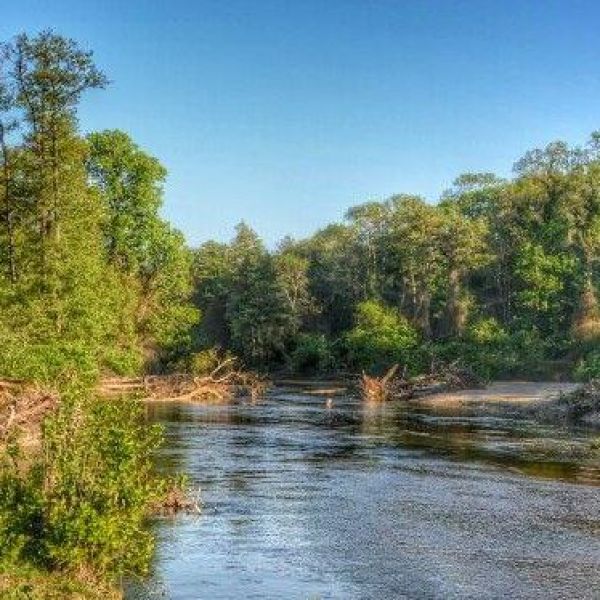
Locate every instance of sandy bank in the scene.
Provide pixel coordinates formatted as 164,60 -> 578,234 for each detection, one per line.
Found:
418,381 -> 579,408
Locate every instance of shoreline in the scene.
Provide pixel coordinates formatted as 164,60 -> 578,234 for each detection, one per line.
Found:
416,381 -> 579,408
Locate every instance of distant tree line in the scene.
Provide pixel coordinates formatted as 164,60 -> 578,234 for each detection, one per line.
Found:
194,137 -> 600,380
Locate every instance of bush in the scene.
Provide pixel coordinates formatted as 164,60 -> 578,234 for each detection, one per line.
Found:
467,317 -> 508,346
189,348 -> 221,375
0,338 -> 99,388
0,395 -> 166,579
289,334 -> 334,374
463,317 -> 512,379
101,345 -> 144,377
345,300 -> 419,374
430,319 -> 550,380
574,351 -> 600,382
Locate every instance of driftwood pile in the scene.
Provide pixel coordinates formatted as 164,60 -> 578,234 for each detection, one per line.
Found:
361,362 -> 484,402
361,364 -> 402,402
101,359 -> 268,403
0,380 -> 59,448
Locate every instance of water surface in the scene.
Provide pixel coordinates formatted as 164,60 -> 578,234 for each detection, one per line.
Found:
133,389 -> 600,599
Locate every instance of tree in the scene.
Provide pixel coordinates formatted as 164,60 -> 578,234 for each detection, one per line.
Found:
273,247 -> 313,332
87,130 -> 198,369
0,31 -> 117,382
87,130 -> 166,273
301,223 -> 365,335
193,240 -> 233,348
383,195 -> 443,338
345,300 -> 419,374
226,223 -> 293,365
437,203 -> 489,336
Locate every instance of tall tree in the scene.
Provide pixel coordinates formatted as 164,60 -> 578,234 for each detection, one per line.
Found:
87,129 -> 198,369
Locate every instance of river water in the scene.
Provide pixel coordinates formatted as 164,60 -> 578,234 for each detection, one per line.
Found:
131,388 -> 600,599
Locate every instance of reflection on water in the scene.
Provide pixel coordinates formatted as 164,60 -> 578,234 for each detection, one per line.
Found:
130,390 -> 600,599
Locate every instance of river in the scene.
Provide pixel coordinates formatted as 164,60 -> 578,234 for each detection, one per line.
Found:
129,387 -> 600,599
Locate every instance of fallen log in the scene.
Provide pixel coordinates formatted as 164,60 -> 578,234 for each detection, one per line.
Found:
361,364 -> 403,402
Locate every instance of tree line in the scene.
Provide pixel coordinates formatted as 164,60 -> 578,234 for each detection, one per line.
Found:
194,139 -> 600,380
2,31 -> 600,385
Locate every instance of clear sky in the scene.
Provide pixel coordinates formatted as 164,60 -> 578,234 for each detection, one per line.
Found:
3,0 -> 600,246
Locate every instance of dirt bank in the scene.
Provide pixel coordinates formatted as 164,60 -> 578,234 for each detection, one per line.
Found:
418,381 -> 579,408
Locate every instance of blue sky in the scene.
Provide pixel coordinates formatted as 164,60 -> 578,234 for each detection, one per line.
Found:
3,0 -> 600,246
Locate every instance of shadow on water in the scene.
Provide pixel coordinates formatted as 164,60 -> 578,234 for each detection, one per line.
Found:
132,389 -> 600,600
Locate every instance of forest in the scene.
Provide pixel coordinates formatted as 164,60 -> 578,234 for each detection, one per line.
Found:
1,30 -> 600,597
1,33 -> 600,388
195,141 -> 600,383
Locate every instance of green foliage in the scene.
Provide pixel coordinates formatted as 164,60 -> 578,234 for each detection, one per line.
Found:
301,223 -> 366,334
0,566 -> 118,600
574,351 -> 600,382
88,131 -> 200,372
345,300 -> 419,374
467,317 -> 509,345
289,334 -> 334,374
429,319 -> 551,380
0,337 -> 99,388
193,223 -> 299,366
0,32 -> 197,596
183,348 -> 238,376
514,242 -> 576,323
0,396 -> 165,579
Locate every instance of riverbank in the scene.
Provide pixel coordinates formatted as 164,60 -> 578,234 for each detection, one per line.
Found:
417,381 -> 578,408
275,377 -> 600,427
275,378 -> 578,405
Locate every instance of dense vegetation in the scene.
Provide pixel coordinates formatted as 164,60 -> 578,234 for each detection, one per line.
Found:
3,30 -> 600,387
0,32 -> 193,597
194,137 -> 600,381
0,394 -> 169,591
0,32 -> 198,386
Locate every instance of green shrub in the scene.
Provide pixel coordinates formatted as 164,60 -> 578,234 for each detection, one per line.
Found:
574,351 -> 600,382
101,345 -> 144,377
345,300 -> 419,374
289,334 -> 334,374
430,319 -> 549,380
462,317 -> 512,378
0,338 -> 99,388
0,565 -> 120,599
177,347 -> 238,376
501,327 -> 547,375
188,348 -> 224,375
0,395 -> 166,579
467,317 -> 508,346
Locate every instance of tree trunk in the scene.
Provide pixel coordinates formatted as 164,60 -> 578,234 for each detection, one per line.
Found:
447,268 -> 467,337
0,123 -> 17,282
417,290 -> 432,339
